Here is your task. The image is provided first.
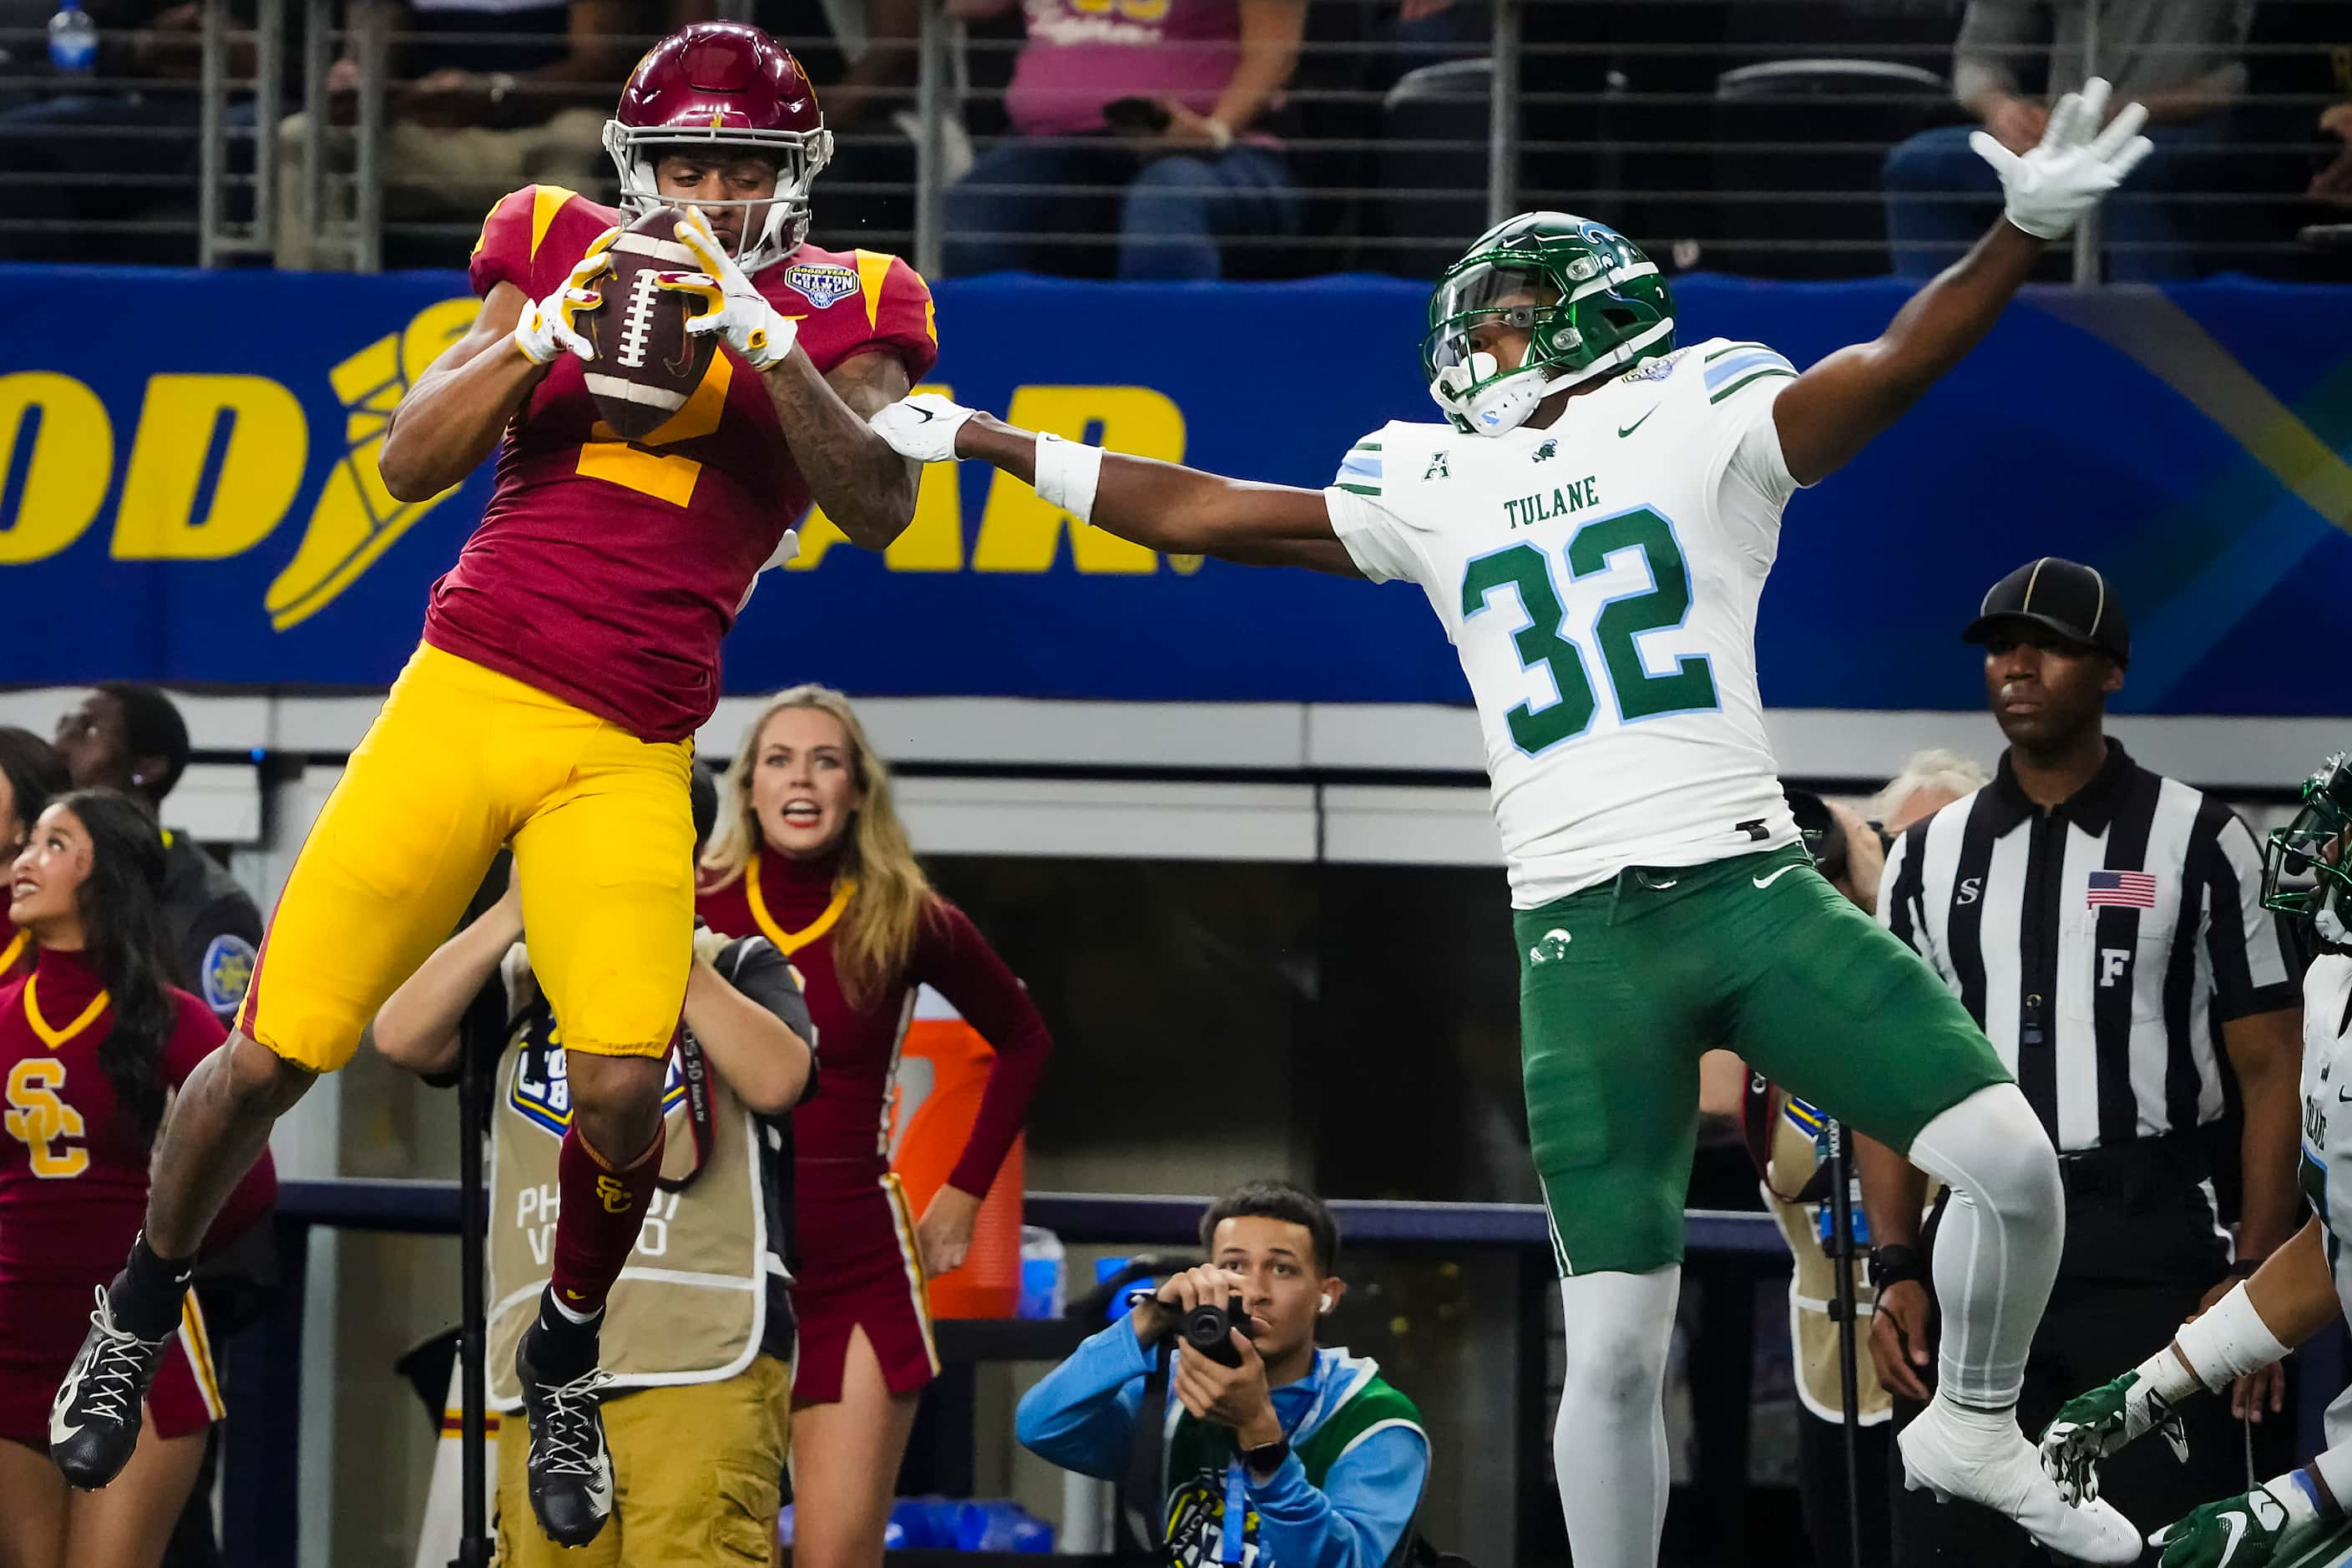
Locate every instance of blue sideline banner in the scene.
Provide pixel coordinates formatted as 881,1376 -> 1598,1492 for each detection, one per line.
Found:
1,266 -> 2346,714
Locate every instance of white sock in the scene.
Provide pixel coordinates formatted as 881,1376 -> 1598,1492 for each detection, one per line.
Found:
1553,1267 -> 1681,1568
1904,1082 -> 2062,1412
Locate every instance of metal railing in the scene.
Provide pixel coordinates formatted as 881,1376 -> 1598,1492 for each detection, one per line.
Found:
0,0 -> 2345,284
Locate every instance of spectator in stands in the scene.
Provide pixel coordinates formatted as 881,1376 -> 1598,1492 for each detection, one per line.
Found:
1881,0 -> 2246,279
274,0 -> 684,269
0,0 -> 249,263
0,729 -> 70,984
939,0 -> 1306,280
53,685 -> 261,1031
1015,1180 -> 1429,1568
0,788 -> 276,1568
697,685 -> 1054,1568
375,766 -> 816,1567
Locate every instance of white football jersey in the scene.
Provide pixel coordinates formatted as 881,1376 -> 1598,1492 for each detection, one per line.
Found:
2297,953 -> 2352,1343
1324,338 -> 1808,907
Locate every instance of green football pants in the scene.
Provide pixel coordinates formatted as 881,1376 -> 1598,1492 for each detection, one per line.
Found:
1516,842 -> 2011,1277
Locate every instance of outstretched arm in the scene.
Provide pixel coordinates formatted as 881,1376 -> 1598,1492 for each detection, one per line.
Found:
1773,78 -> 2152,488
883,405 -> 1363,574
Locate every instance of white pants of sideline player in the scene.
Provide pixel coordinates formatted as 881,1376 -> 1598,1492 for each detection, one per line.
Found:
1550,1084 -> 2142,1568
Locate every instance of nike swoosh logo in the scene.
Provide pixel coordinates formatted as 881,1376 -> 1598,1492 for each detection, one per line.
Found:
2218,1511 -> 2248,1565
1753,864 -> 1803,890
1618,407 -> 1659,438
2339,1085 -> 2352,1102
909,405 -> 935,422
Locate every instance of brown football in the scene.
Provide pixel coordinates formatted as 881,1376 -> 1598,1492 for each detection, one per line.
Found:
584,205 -> 716,442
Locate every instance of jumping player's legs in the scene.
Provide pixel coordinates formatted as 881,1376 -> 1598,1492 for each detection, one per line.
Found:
503,718 -> 695,1546
1513,888 -> 1707,1568
134,646 -> 536,1265
1725,845 -> 2137,1563
53,646 -> 591,1492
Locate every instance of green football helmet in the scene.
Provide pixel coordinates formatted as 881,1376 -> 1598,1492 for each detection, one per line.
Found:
1422,212 -> 1677,437
2262,751 -> 2352,944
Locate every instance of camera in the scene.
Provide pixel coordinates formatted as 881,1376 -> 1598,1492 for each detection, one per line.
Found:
1181,1293 -> 1249,1368
1124,1285 -> 1252,1367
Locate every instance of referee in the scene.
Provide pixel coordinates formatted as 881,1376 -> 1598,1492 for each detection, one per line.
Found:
1857,558 -> 2304,1567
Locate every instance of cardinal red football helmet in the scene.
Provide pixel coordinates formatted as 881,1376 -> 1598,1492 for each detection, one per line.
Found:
603,23 -> 833,272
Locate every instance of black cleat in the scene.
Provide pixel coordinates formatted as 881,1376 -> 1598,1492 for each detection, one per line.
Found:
50,1289 -> 173,1490
515,1323 -> 615,1547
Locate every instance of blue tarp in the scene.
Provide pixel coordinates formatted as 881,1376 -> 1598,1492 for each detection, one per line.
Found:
1,267 -> 2344,714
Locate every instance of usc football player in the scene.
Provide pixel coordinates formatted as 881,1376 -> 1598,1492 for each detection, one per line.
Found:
50,23 -> 933,1550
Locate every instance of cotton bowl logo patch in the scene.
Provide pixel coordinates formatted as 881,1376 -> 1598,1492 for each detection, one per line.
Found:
199,934 -> 256,1014
785,263 -> 859,310
1622,352 -> 1679,384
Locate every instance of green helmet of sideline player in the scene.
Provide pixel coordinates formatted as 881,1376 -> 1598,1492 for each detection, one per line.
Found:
1422,212 -> 1677,437
2262,751 -> 2352,946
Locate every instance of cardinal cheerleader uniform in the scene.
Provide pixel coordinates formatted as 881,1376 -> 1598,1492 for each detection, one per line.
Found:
0,948 -> 277,1444
699,850 -> 1051,1399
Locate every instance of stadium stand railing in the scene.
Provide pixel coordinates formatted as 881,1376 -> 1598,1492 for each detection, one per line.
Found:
3,0 -> 2346,282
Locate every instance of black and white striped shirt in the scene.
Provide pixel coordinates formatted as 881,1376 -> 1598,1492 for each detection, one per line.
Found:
1879,741 -> 2298,1153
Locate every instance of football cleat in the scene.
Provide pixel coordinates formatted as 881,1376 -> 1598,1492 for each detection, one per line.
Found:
515,1324 -> 617,1547
1900,1396 -> 2142,1565
2040,1368 -> 2192,1505
49,1288 -> 174,1490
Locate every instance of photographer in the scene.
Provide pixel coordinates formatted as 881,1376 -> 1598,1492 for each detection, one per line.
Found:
1014,1181 -> 1428,1568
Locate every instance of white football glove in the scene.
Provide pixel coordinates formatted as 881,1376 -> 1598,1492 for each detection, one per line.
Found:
870,393 -> 977,463
1970,77 -> 2155,241
658,206 -> 798,372
513,229 -> 618,366
2039,1367 -> 2192,1505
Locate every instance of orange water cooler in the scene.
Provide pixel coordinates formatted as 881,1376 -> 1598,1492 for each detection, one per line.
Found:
887,985 -> 1023,1318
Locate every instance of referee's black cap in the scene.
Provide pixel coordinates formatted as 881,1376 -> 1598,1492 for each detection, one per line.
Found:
1961,557 -> 2130,666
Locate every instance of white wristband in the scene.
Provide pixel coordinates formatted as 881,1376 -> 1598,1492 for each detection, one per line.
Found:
2172,1282 -> 2291,1390
1032,433 -> 1104,524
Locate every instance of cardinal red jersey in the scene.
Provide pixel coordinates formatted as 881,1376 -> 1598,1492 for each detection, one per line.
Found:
439,185 -> 940,742
0,950 -> 278,1400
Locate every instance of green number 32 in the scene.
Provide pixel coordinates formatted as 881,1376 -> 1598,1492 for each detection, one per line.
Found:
1459,508 -> 1719,756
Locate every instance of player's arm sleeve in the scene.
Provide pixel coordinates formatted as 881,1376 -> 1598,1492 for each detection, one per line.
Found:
2196,807 -> 2300,1021
468,185 -> 547,300
918,900 -> 1052,1196
1248,1420 -> 1431,1568
856,254 -> 940,384
1323,432 -> 1431,585
1012,1315 -> 1156,1481
1703,344 -> 1803,551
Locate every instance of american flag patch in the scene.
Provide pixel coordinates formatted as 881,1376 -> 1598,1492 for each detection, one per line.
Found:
2086,870 -> 2159,908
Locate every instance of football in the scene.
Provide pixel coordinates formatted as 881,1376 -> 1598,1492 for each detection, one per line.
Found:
583,205 -> 716,442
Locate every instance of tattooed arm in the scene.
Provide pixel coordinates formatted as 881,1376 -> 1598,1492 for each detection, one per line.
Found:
758,349 -> 923,548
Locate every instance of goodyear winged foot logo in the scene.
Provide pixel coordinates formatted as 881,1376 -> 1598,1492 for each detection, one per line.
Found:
265,296 -> 476,630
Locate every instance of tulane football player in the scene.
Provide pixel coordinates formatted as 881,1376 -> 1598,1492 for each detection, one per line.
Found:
873,82 -> 2153,1568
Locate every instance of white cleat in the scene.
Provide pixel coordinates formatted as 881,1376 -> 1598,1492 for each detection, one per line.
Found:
1899,1396 -> 2142,1565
